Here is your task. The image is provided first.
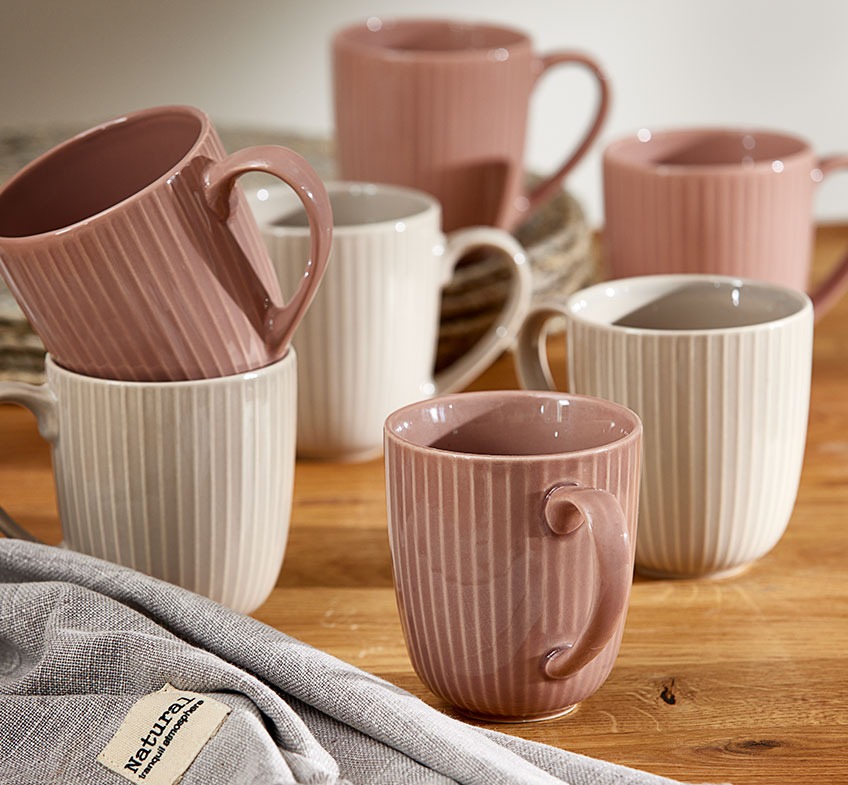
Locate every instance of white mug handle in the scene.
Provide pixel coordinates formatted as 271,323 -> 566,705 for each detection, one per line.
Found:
514,301 -> 571,391
0,381 -> 58,441
433,228 -> 533,394
0,379 -> 57,543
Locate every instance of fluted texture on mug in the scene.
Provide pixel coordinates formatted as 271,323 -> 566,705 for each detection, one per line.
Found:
334,36 -> 529,231
384,441 -> 640,720
603,152 -> 816,289
269,226 -> 444,460
568,321 -> 812,576
47,355 -> 297,613
0,125 -> 284,382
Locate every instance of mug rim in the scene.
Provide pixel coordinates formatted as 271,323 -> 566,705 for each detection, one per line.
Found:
333,17 -> 531,60
247,181 -> 441,236
566,274 -> 813,335
0,105 -> 211,243
604,127 -> 813,175
44,349 -> 295,390
384,390 -> 642,461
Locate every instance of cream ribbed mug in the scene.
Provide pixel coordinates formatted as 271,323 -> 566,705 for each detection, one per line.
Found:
0,353 -> 297,613
248,182 -> 532,461
515,275 -> 814,578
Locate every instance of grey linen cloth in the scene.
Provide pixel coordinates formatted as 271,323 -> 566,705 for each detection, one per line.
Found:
0,539 -> 715,785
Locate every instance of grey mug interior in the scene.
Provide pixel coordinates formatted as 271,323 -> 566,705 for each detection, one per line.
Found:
570,277 -> 809,331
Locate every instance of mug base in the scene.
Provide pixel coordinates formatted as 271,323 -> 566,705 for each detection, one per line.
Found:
454,702 -> 579,724
636,561 -> 752,581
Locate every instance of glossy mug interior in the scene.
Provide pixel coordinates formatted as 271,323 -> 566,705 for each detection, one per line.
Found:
0,105 -> 332,381
603,127 -> 848,317
334,18 -> 609,232
384,390 -> 641,721
515,275 -> 814,578
248,181 -> 532,461
0,353 -> 298,613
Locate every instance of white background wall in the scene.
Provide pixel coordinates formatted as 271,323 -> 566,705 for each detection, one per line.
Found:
2,0 -> 847,227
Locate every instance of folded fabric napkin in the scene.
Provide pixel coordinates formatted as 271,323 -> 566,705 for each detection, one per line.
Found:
0,539 -> 719,785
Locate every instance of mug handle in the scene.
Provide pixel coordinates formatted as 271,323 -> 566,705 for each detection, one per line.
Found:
810,155 -> 848,318
433,229 -> 533,394
541,483 -> 632,680
203,145 -> 333,355
0,380 -> 57,543
514,302 -> 571,391
523,52 -> 611,219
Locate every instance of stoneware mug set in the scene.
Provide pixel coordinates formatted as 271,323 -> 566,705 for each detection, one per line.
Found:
0,17 -> 844,724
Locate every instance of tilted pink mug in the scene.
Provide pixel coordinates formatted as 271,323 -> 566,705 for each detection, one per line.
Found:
384,390 -> 641,722
603,127 -> 848,318
0,105 -> 332,381
334,18 -> 610,232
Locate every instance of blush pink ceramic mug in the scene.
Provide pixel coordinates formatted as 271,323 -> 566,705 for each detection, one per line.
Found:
333,18 -> 609,232
384,390 -> 642,722
0,105 -> 332,381
603,127 -> 848,318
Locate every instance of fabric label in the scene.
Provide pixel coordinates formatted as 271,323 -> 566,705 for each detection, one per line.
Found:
97,683 -> 231,785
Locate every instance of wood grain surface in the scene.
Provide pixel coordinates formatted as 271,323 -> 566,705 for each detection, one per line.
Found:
2,227 -> 847,784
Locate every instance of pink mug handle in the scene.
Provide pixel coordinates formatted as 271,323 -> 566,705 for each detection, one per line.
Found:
204,145 -> 333,355
541,483 -> 632,680
524,52 -> 611,219
810,155 -> 848,318
433,228 -> 533,395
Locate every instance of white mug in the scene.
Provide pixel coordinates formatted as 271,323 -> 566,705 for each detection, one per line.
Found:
515,275 -> 813,578
248,182 -> 532,460
0,353 -> 297,612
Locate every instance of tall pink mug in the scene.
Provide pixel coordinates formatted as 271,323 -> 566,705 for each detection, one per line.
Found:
334,18 -> 610,232
603,127 -> 848,319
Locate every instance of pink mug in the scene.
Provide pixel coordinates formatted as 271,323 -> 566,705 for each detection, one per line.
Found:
333,18 -> 610,232
0,105 -> 332,381
384,390 -> 642,722
603,127 -> 848,318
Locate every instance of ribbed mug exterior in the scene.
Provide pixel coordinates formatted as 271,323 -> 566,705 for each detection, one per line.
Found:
0,353 -> 297,613
249,183 -> 531,461
603,128 -> 848,315
516,275 -> 814,578
333,19 -> 608,232
384,391 -> 641,721
0,105 -> 331,381
570,304 -> 812,577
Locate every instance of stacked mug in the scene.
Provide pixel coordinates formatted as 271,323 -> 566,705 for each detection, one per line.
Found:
0,105 -> 333,613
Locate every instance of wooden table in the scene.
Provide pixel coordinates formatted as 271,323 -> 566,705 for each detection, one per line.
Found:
2,227 -> 847,784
